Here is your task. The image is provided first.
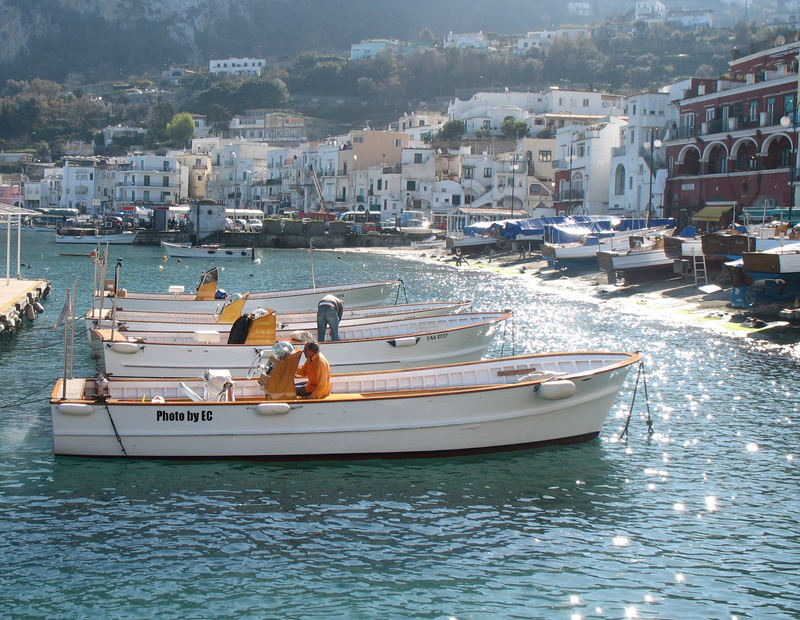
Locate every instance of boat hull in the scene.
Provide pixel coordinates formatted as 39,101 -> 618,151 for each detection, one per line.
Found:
55,232 -> 136,245
109,280 -> 400,313
97,313 -> 509,377
87,301 -> 471,333
161,242 -> 254,259
51,352 -> 638,458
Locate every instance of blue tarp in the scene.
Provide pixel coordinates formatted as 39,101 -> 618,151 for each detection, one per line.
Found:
462,221 -> 495,236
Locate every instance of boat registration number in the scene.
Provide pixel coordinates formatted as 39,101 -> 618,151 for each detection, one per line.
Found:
425,333 -> 448,341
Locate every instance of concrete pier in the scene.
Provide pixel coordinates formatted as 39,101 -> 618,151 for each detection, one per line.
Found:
0,279 -> 52,334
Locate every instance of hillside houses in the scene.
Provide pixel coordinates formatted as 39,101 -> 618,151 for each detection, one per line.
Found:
16,38 -> 800,237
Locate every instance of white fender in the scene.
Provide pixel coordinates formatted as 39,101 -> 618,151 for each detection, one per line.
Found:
57,402 -> 95,415
111,341 -> 140,354
255,402 -> 291,415
390,336 -> 419,347
538,379 -> 576,400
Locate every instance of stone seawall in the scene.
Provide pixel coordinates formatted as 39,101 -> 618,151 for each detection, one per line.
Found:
134,230 -> 411,249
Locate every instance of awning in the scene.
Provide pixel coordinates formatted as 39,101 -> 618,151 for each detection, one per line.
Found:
692,205 -> 733,221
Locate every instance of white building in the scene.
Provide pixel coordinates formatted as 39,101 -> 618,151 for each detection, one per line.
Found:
350,39 -> 399,60
60,158 -> 116,215
209,58 -> 265,77
634,0 -> 667,22
514,28 -> 590,55
115,153 -> 189,209
449,89 -> 624,137
443,32 -> 489,49
396,111 -> 448,142
102,125 -> 146,147
554,117 -> 627,215
607,90 -> 677,216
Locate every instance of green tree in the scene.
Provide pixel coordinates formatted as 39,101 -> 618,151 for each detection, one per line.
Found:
501,117 -> 529,139
166,111 -> 194,146
439,119 -> 465,140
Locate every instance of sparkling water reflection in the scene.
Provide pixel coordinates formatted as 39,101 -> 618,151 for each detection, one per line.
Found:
1,233 -> 799,617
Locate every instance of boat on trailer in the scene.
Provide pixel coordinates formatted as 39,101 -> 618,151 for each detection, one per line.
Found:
50,350 -> 640,459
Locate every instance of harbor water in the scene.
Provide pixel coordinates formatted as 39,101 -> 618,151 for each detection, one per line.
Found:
1,233 -> 798,618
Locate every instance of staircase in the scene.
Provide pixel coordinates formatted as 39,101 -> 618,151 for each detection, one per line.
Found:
691,248 -> 707,287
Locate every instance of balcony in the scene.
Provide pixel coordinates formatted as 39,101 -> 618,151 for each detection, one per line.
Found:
611,146 -> 627,158
557,189 -> 584,201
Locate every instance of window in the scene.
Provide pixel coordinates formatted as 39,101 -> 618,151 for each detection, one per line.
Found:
767,97 -> 775,125
614,164 -> 625,195
749,100 -> 758,121
163,161 -> 170,171
705,108 -> 715,122
582,98 -> 589,107
377,179 -> 382,190
414,153 -> 423,164
406,180 -> 416,191
163,177 -> 170,187
143,190 -> 150,201
483,168 -> 492,178
143,175 -> 150,186
463,167 -> 474,179
538,151 -> 551,162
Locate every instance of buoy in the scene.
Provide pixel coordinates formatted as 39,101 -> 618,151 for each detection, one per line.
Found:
537,379 -> 577,400
256,402 -> 291,415
158,265 -> 164,271
162,255 -> 168,261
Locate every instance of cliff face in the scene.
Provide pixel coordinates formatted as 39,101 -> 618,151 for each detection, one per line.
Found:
0,0 -> 587,85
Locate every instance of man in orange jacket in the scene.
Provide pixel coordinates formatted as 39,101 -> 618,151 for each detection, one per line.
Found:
295,341 -> 331,399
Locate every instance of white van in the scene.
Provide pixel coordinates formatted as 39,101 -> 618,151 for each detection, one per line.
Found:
248,219 -> 263,232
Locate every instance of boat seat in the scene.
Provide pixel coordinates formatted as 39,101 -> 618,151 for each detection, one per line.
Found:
258,350 -> 302,400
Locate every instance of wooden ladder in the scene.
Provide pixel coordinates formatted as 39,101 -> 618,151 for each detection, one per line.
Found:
692,250 -> 708,287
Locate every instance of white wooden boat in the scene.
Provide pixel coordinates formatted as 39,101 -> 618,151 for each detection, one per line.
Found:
742,242 -> 800,278
596,230 -> 676,281
56,230 -> 136,245
86,299 -> 471,332
445,234 -> 498,254
107,279 -> 401,313
50,350 -> 640,458
161,241 -> 255,260
542,226 -> 672,264
410,236 -> 446,250
94,312 -> 511,377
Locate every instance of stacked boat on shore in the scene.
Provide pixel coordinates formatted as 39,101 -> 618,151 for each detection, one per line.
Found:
50,258 -> 640,459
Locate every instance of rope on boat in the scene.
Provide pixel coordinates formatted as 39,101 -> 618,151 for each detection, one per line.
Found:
104,403 -> 128,457
0,378 -> 57,409
394,278 -> 408,304
619,359 -> 653,441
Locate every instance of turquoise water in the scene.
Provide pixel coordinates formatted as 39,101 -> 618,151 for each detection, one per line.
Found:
1,233 -> 799,618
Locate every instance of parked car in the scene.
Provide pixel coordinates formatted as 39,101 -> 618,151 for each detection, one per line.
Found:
248,219 -> 263,232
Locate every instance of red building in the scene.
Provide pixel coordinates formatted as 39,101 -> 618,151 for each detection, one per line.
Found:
664,41 -> 799,229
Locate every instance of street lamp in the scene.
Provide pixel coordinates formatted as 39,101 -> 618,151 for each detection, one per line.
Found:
646,128 -> 663,225
780,108 -> 799,227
